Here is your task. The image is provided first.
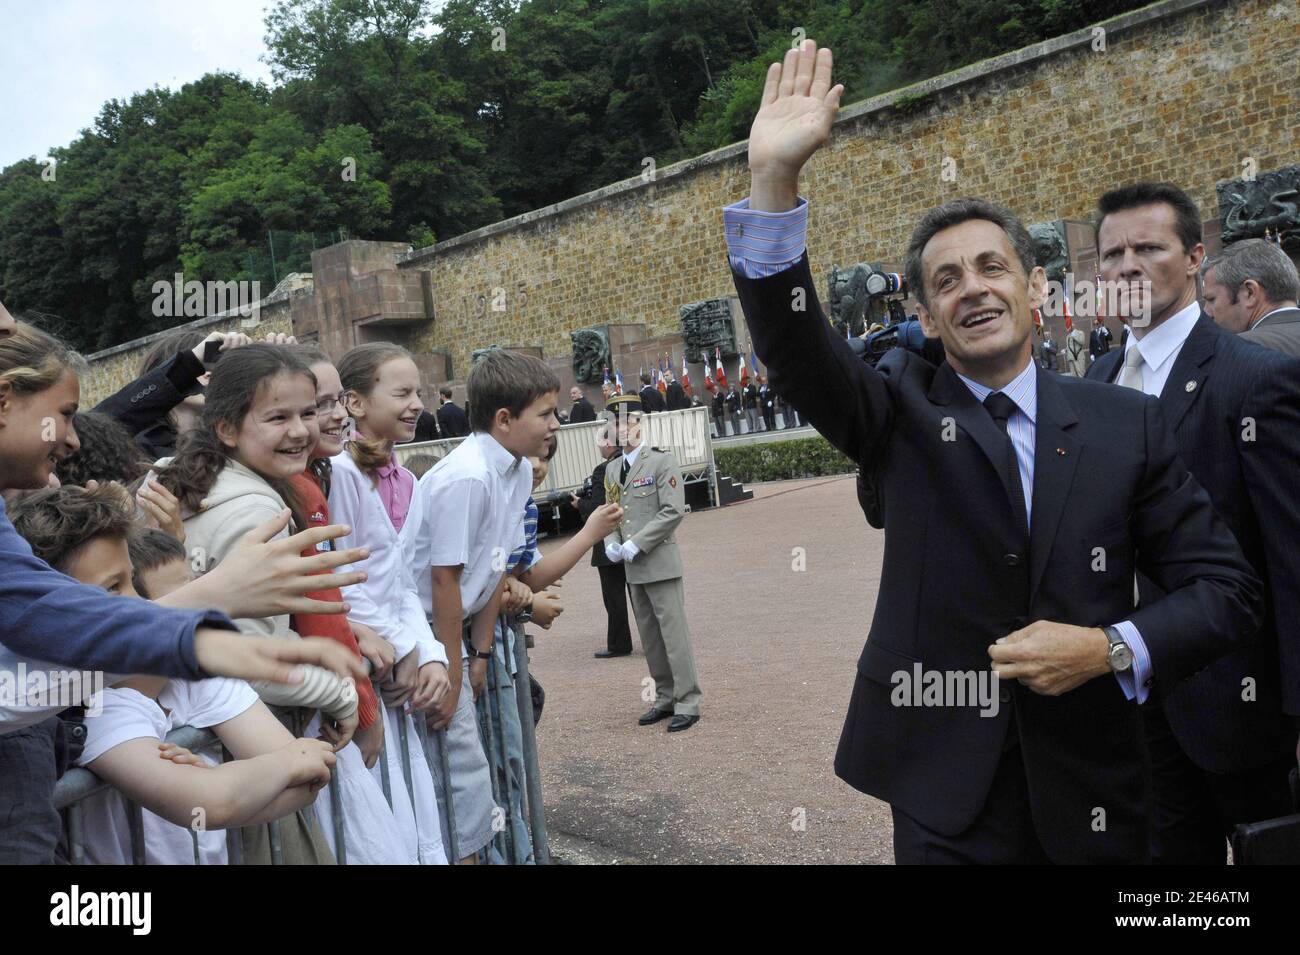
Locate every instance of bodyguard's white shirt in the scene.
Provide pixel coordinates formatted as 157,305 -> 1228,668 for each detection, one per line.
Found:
1119,302 -> 1201,397
415,432 -> 532,629
76,677 -> 258,865
327,451 -> 448,668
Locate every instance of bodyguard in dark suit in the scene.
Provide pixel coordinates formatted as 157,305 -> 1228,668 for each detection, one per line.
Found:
1201,237 -> 1300,358
1243,306 -> 1300,357
664,372 -> 689,411
574,415 -> 633,657
436,387 -> 470,437
567,386 -> 598,423
727,41 -> 1260,863
710,389 -> 727,437
638,374 -> 665,413
1086,185 -> 1300,864
411,408 -> 441,443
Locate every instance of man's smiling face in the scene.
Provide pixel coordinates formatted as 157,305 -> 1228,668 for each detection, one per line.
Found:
915,218 -> 1045,380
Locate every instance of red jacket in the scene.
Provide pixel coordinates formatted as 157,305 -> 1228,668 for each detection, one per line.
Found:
289,471 -> 379,729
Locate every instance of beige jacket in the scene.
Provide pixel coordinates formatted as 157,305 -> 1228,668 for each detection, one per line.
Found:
155,457 -> 357,720
603,444 -> 686,584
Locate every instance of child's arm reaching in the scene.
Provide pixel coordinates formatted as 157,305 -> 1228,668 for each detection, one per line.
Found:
516,503 -> 623,592
86,736 -> 335,830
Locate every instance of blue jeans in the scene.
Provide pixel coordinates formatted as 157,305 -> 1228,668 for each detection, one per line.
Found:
484,618 -> 534,864
0,721 -> 61,863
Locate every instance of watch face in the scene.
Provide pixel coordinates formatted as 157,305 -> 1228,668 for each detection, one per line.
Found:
1109,643 -> 1134,671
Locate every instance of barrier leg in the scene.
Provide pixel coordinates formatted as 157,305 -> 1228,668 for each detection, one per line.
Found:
328,765 -> 346,865
475,687 -> 508,863
486,648 -> 519,864
126,800 -> 146,865
65,804 -> 85,866
513,627 -> 551,864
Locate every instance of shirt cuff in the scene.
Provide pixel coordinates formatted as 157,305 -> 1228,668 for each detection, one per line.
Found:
723,196 -> 809,279
186,610 -> 239,678
1110,620 -> 1152,704
417,636 -> 450,668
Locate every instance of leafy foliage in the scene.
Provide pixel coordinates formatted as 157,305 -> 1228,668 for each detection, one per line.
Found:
715,435 -> 855,482
0,0 -> 1149,350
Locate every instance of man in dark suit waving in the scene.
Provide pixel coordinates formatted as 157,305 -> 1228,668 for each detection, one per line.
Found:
728,40 -> 1261,863
1086,184 -> 1300,864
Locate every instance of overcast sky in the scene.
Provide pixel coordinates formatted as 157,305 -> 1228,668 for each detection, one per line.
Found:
0,0 -> 276,168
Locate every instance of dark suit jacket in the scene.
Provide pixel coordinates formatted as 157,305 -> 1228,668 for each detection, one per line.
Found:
737,256 -> 1261,863
1242,306 -> 1300,358
576,459 -> 616,566
93,348 -> 206,461
569,397 -> 597,423
1088,314 -> 1300,768
711,392 -> 725,416
665,382 -> 689,411
638,385 -> 666,412
412,409 -> 441,443
436,401 -> 470,438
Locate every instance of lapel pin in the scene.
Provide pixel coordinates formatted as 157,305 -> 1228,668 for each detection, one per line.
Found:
1185,380 -> 1197,392
1056,447 -> 1067,456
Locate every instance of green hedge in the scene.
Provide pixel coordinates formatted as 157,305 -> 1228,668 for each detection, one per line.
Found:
714,435 -> 856,483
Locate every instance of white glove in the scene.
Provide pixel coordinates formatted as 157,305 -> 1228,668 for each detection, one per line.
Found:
621,540 -> 640,562
604,542 -> 625,563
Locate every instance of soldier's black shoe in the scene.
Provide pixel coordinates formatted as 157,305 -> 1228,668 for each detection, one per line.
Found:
594,649 -> 631,658
666,714 -> 699,733
638,707 -> 673,725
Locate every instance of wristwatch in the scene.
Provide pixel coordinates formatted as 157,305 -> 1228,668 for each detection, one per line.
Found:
1103,625 -> 1133,673
468,646 -> 494,660
516,599 -> 534,624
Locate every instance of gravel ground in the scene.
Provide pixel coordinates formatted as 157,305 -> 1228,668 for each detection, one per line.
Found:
528,474 -> 895,864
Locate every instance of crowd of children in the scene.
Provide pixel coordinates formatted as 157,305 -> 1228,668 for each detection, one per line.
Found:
0,302 -> 622,865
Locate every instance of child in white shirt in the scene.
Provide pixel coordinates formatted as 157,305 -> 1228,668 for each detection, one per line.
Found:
330,342 -> 453,863
8,486 -> 336,865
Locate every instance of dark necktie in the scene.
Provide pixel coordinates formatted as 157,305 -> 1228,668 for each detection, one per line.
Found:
983,392 -> 1030,538
620,456 -> 630,484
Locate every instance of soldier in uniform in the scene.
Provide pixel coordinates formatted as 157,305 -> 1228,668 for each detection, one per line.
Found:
602,394 -> 702,732
1065,323 -> 1088,377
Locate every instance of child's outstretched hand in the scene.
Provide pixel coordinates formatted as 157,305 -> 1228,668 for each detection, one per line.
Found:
584,503 -> 624,541
158,742 -> 209,767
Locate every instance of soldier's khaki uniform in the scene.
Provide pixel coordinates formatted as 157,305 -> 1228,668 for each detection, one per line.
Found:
1066,327 -> 1088,377
604,444 -> 702,716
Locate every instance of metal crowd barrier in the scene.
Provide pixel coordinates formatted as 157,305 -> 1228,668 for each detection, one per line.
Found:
51,628 -> 551,865
395,405 -> 719,507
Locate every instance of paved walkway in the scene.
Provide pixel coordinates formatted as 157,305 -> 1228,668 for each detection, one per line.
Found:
530,474 -> 894,864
